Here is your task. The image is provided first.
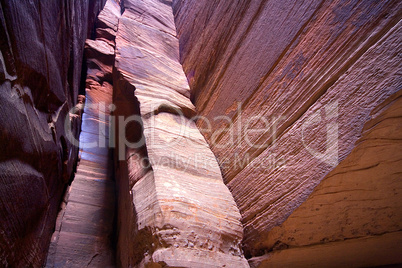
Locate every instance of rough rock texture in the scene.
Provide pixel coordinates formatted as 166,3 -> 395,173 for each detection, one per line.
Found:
0,0 -> 105,266
250,91 -> 402,267
113,0 -> 248,266
249,231 -> 402,268
173,0 -> 402,264
45,1 -> 120,267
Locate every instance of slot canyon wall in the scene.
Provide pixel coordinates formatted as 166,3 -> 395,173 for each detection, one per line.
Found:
0,0 -> 106,266
172,0 -> 402,266
0,0 -> 401,267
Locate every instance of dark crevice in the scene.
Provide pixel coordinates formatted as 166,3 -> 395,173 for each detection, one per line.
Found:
79,54 -> 88,96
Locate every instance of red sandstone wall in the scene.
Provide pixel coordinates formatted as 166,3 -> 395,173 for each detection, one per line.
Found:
173,0 -> 402,265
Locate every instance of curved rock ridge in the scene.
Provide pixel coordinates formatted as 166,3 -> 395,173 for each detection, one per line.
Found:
113,0 -> 249,267
0,0 -> 106,266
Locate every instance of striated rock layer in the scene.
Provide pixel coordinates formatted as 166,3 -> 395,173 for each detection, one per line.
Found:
173,0 -> 402,265
0,0 -> 106,266
113,0 -> 248,266
250,90 -> 402,266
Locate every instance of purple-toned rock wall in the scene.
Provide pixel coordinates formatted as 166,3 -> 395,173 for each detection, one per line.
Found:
0,0 -> 105,266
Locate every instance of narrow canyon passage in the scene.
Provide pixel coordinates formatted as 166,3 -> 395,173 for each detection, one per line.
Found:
45,1 -> 120,266
1,0 -> 401,267
45,0 -> 248,266
46,83 -> 116,267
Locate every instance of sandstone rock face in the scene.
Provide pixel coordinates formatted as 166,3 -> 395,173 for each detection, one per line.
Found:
251,90 -> 402,267
113,0 -> 248,266
173,0 -> 402,264
0,0 -> 105,266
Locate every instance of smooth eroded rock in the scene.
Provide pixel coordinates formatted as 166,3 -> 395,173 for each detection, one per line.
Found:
0,0 -> 106,266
